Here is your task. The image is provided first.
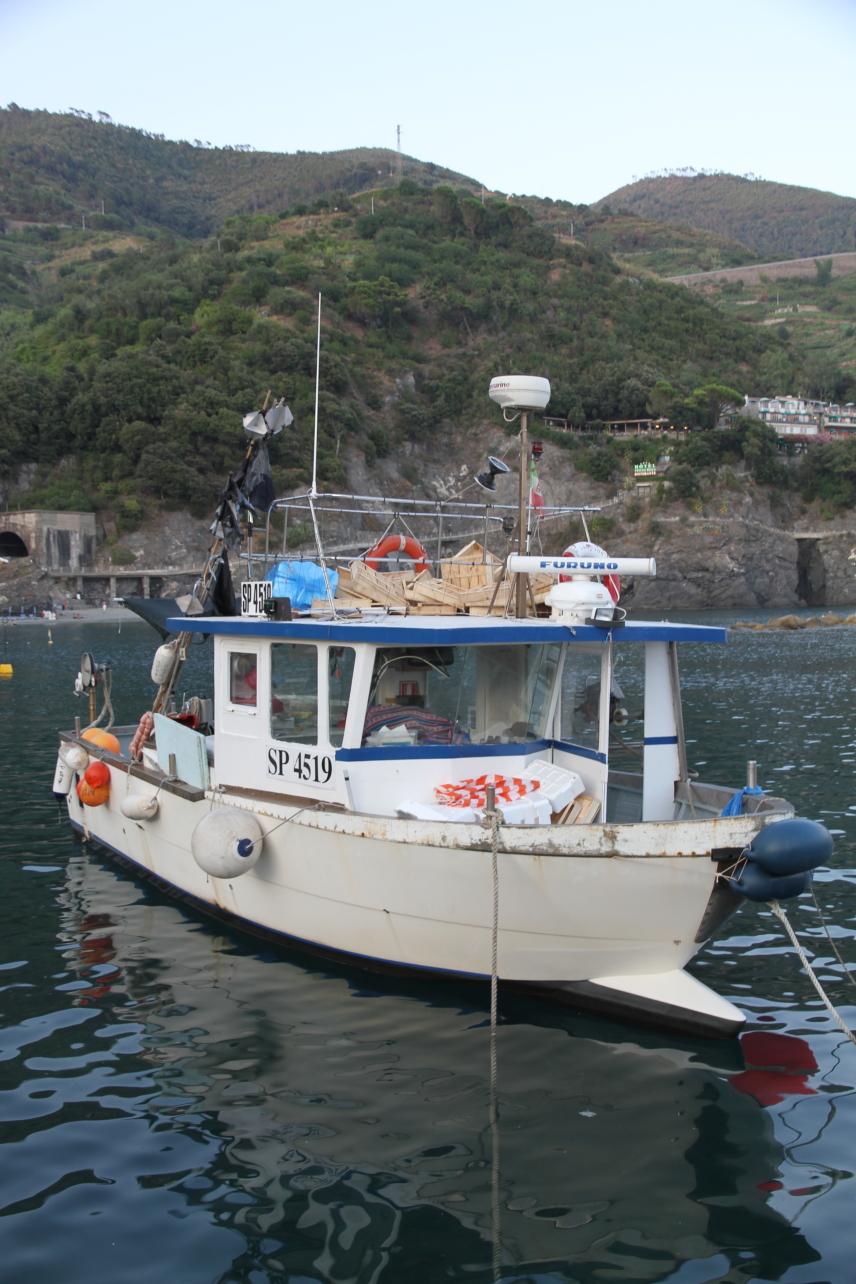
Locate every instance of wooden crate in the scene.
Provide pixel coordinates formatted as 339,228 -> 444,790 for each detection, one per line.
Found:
345,560 -> 409,606
439,541 -> 499,591
405,571 -> 466,609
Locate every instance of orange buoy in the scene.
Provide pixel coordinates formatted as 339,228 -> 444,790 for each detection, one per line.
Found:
364,533 -> 430,575
77,777 -> 110,807
82,727 -> 121,755
84,759 -> 111,789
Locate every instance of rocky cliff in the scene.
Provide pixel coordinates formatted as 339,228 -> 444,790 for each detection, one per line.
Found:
3,433 -> 855,613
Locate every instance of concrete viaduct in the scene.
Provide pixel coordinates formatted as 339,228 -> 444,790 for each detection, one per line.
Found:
0,511 -> 198,601
0,510 -> 97,570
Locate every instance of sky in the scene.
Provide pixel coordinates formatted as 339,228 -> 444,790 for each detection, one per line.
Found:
2,0 -> 855,205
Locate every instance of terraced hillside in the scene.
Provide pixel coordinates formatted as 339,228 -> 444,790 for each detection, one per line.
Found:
596,174 -> 856,261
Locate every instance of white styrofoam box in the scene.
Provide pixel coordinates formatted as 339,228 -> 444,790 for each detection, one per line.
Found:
527,792 -> 553,825
496,798 -> 539,825
521,759 -> 584,812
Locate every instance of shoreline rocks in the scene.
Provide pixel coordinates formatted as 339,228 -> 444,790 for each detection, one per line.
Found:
732,613 -> 856,630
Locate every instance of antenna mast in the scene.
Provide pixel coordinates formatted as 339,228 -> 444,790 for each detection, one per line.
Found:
396,124 -> 402,181
311,293 -> 321,498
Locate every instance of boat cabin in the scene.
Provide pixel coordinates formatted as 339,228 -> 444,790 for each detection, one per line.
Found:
172,614 -> 728,825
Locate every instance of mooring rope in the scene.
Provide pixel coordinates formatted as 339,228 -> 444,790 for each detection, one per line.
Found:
809,885 -> 856,993
770,900 -> 856,1047
485,784 -> 502,1283
85,668 -> 115,732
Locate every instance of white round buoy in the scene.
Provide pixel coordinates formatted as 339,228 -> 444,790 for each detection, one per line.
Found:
52,753 -> 74,797
60,743 -> 89,773
151,641 -> 177,685
190,807 -> 264,880
120,794 -> 160,821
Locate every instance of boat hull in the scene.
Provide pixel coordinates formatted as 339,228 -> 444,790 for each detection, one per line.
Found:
65,773 -> 759,1035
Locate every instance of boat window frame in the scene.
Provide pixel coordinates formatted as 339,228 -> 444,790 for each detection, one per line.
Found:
343,639 -> 568,751
269,640 -> 321,746
223,644 -> 263,719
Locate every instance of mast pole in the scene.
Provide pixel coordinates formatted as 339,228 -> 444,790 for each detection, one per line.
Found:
515,411 -> 529,618
310,293 -> 321,499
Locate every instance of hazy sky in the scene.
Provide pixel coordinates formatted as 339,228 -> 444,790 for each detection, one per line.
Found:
2,0 -> 854,204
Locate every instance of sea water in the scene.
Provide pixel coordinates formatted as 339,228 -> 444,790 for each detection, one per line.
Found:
1,616 -> 854,1284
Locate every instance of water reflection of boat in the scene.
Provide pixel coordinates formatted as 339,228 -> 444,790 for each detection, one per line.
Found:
55,373 -> 832,1037
57,851 -> 823,1282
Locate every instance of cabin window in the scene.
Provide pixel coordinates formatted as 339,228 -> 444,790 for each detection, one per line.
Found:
229,652 -> 258,707
270,643 -> 318,744
608,647 -> 643,770
328,647 -> 356,747
361,643 -> 561,746
560,646 -> 607,751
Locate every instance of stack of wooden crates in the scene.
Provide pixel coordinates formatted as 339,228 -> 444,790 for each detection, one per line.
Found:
315,541 -> 553,615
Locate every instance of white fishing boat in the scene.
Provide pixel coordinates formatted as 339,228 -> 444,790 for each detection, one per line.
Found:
54,372 -> 832,1036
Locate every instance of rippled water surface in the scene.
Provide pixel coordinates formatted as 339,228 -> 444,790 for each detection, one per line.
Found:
1,616 -> 854,1283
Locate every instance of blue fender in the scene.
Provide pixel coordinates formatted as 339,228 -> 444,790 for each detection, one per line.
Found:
746,818 -> 832,876
731,862 -> 811,903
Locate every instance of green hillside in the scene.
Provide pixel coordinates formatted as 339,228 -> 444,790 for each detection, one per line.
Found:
504,195 -> 756,276
0,182 -> 797,514
596,173 -> 856,261
0,106 -> 473,237
695,263 -> 856,392
582,213 -> 756,276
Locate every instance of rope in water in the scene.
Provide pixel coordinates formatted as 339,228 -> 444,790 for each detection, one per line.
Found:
486,785 -> 502,1283
770,900 -> 856,1047
810,885 -> 856,993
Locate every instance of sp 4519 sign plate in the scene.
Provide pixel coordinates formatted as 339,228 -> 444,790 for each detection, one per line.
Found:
240,580 -> 272,616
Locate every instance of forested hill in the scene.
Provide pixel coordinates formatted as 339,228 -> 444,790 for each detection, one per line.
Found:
0,182 -> 795,518
596,174 -> 856,261
0,106 -> 472,235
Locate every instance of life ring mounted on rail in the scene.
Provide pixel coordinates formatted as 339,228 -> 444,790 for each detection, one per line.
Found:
559,541 -> 621,604
364,533 -> 430,575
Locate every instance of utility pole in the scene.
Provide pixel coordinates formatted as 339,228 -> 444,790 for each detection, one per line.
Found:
396,124 -> 402,181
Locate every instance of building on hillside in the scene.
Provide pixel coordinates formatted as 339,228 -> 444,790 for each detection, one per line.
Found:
542,416 -> 676,437
742,395 -> 856,442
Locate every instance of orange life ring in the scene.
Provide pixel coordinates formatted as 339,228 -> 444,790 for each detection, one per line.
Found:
559,541 -> 620,604
364,534 -> 430,575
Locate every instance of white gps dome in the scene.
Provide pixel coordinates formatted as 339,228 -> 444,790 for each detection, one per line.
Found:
488,375 -> 551,412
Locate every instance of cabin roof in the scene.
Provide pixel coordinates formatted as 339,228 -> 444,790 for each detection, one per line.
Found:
168,615 -> 728,645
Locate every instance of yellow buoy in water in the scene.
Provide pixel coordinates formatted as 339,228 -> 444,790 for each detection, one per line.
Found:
0,662 -> 12,678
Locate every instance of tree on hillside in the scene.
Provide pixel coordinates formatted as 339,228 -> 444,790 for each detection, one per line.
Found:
801,353 -> 846,402
757,349 -> 793,395
686,382 -> 743,429
647,379 -> 681,421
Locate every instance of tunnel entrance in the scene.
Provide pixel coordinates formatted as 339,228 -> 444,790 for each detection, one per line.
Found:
0,531 -> 29,558
796,537 -> 826,606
